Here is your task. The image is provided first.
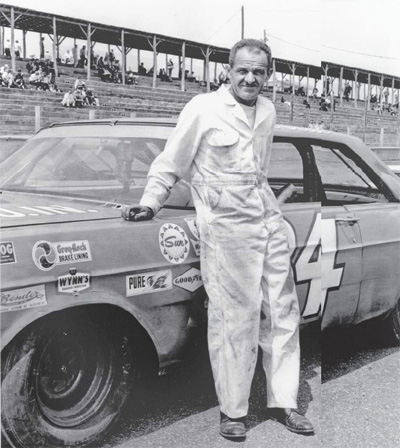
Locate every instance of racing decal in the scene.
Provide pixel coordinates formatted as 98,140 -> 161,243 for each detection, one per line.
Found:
184,217 -> 201,256
126,269 -> 172,297
58,271 -> 90,294
173,267 -> 203,292
0,241 -> 17,264
287,213 -> 345,319
32,240 -> 92,271
1,285 -> 47,313
159,224 -> 190,264
0,205 -> 99,218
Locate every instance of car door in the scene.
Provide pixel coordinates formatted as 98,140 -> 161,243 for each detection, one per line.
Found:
312,139 -> 400,330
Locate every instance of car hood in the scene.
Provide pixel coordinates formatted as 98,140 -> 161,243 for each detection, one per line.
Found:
0,191 -> 122,228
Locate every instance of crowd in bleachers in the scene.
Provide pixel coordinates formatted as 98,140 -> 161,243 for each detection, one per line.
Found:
61,78 -> 99,108
0,64 -> 26,89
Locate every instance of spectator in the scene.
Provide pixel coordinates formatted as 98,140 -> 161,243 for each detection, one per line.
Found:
63,49 -> 74,66
138,62 -> 147,75
29,69 -> 43,89
61,90 -> 75,107
40,37 -> 45,59
295,86 -> 305,96
4,39 -> 11,58
187,71 -> 196,82
168,59 -> 174,78
111,60 -> 122,83
343,82 -> 352,102
109,49 -> 115,63
78,45 -> 87,68
312,86 -> 318,100
1,66 -> 15,88
73,85 -> 86,107
218,70 -> 226,86
15,40 -> 22,59
14,70 -> 26,89
127,69 -> 138,85
84,88 -> 100,106
303,99 -> 311,109
74,77 -> 85,90
384,87 -> 389,105
98,64 -> 112,82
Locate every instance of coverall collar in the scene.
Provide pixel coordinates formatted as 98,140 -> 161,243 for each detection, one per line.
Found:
217,84 -> 272,132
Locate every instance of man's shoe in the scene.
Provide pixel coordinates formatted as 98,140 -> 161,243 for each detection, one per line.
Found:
269,408 -> 314,435
219,412 -> 247,439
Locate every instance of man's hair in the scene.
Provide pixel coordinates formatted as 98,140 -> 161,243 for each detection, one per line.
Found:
229,38 -> 272,69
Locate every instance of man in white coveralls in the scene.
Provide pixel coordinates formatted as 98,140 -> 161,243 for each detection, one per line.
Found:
122,38 -> 314,440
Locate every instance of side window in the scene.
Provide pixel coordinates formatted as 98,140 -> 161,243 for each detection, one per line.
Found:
313,144 -> 389,204
269,141 -> 306,203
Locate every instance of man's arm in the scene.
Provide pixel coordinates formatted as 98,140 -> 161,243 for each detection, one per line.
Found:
122,96 -> 204,221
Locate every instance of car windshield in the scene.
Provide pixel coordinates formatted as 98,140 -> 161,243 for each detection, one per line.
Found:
0,135 -> 193,208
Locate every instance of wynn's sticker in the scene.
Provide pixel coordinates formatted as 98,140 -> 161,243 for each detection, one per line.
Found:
173,267 -> 203,292
0,241 -> 17,264
1,285 -> 47,312
159,224 -> 189,264
58,272 -> 90,294
32,240 -> 92,271
126,269 -> 172,297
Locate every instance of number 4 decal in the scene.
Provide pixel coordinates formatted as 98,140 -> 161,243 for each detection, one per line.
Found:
286,212 -> 345,319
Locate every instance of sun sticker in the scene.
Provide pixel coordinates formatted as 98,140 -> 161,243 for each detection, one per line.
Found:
159,223 -> 189,264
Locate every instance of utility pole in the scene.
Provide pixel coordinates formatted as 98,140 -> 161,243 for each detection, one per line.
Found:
263,30 -> 267,44
241,6 -> 244,39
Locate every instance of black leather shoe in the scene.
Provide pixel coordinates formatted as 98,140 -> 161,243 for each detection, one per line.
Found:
219,412 -> 247,439
269,408 -> 314,435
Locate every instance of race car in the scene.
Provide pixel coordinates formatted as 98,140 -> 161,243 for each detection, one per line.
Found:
1,118 -> 399,447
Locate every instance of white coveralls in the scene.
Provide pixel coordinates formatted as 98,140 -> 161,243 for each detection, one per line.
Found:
140,85 -> 300,418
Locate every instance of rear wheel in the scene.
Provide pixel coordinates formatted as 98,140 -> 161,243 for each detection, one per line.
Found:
382,299 -> 400,346
2,309 -> 135,447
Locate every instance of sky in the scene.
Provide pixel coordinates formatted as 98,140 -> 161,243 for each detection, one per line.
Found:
3,0 -> 400,78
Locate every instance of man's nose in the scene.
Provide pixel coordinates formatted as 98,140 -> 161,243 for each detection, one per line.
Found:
244,71 -> 256,84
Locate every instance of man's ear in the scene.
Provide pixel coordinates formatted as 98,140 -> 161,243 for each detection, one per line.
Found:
267,66 -> 274,79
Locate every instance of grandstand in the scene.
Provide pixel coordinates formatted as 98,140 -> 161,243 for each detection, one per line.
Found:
0,3 -> 399,146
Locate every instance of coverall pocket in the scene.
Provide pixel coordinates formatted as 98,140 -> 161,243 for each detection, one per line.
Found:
205,185 -> 223,209
206,129 -> 239,147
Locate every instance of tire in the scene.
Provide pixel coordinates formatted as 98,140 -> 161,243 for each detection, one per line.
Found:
1,309 -> 135,447
383,299 -> 400,346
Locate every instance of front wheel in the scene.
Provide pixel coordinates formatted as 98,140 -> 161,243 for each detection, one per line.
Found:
2,309 -> 135,447
381,299 -> 400,346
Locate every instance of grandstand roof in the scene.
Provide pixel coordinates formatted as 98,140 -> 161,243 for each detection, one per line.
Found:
0,3 -> 399,88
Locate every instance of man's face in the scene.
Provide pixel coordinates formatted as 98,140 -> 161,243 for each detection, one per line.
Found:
228,47 -> 270,106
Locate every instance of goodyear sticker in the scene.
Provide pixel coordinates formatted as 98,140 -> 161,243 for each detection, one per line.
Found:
173,267 -> 203,292
127,269 -> 172,297
159,224 -> 189,264
1,285 -> 47,313
0,241 -> 17,264
58,272 -> 90,294
32,240 -> 92,271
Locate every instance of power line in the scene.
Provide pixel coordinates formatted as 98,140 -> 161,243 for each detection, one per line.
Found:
323,45 -> 400,61
265,33 -> 319,53
204,8 -> 242,43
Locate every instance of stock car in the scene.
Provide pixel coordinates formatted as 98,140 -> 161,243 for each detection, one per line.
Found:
1,118 -> 400,447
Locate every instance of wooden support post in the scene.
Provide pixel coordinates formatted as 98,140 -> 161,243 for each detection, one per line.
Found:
137,49 -> 140,72
86,23 -> 91,81
290,63 -> 296,122
52,17 -> 58,78
166,53 -> 168,71
380,75 -> 384,106
152,35 -> 157,88
354,69 -> 358,109
35,106 -> 41,132
89,109 -> 95,120
281,73 -> 284,92
214,61 -> 217,84
0,26 -> 3,55
121,29 -> 125,85
323,64 -> 328,96
190,58 -> 193,74
392,77 -> 395,105
206,47 -> 210,92
10,6 -> 15,72
272,59 -> 276,102
367,72 -> 371,110
306,66 -> 309,100
181,41 -> 186,92
22,30 -> 27,59
339,66 -> 343,107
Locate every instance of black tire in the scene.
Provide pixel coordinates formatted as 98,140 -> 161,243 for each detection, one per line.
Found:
1,309 -> 135,447
383,299 -> 400,346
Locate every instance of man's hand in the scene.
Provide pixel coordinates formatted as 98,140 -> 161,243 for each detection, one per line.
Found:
121,205 -> 154,221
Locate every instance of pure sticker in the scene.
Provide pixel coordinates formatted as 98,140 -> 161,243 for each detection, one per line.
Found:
126,269 -> 172,297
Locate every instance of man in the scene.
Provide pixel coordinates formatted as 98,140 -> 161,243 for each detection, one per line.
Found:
122,38 -> 314,440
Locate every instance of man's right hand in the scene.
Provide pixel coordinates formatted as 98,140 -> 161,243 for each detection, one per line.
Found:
121,205 -> 154,221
